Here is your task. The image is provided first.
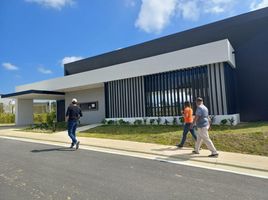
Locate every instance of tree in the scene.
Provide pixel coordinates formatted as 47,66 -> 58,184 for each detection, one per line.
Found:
0,103 -> 4,113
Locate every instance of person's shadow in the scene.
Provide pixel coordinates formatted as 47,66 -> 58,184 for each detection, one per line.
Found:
31,147 -> 76,153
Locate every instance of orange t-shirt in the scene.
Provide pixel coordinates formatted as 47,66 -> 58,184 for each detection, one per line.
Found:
183,107 -> 193,123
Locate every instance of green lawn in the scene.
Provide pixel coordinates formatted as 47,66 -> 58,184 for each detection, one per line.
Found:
78,122 -> 268,156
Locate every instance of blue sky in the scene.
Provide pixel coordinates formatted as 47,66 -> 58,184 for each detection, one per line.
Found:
0,0 -> 267,94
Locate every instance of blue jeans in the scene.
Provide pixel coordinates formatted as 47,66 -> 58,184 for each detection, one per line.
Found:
179,123 -> 197,146
68,120 -> 78,145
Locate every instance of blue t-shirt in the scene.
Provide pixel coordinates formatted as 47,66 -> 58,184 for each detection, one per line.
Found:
195,104 -> 209,128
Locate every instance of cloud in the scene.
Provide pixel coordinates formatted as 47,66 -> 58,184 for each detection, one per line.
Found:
2,62 -> 19,71
203,0 -> 236,14
135,0 -> 238,33
25,0 -> 75,10
125,0 -> 136,7
38,66 -> 53,74
177,1 -> 200,21
60,56 -> 83,67
250,0 -> 268,10
135,0 -> 177,33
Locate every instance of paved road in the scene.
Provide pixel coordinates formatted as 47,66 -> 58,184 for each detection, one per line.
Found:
0,138 -> 267,200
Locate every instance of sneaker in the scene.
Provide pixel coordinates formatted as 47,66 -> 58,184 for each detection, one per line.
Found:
176,144 -> 183,148
75,141 -> 80,150
70,143 -> 75,148
208,153 -> 219,158
192,150 -> 200,154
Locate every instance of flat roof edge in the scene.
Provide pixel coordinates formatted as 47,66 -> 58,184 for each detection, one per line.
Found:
1,90 -> 65,99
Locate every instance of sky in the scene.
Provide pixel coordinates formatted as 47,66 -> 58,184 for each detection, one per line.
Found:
0,0 -> 267,94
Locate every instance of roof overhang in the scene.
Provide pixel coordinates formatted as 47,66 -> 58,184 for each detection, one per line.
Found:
1,90 -> 65,100
16,39 -> 235,93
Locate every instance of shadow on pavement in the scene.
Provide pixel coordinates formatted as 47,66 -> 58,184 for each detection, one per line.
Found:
31,147 -> 76,153
152,147 -> 182,152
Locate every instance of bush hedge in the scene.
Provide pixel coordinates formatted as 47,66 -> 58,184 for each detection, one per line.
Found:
0,113 -> 15,124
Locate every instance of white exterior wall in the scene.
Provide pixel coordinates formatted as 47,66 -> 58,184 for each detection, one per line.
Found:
16,39 -> 235,93
15,99 -> 33,125
65,87 -> 105,124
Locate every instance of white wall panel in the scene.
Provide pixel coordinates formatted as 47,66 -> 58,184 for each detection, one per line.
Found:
15,99 -> 33,125
65,87 -> 105,124
16,39 -> 235,93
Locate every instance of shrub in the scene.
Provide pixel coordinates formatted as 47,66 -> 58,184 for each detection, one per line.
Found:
101,119 -> 107,124
0,113 -> 15,124
228,117 -> 235,126
209,115 -> 216,124
46,111 -> 56,127
55,121 -> 67,129
134,119 -> 143,125
179,116 -> 184,124
143,118 -> 147,125
34,113 -> 47,123
164,119 -> 169,125
29,121 -> 67,132
107,120 -> 115,125
172,117 -> 177,125
220,119 -> 228,125
124,121 -> 130,125
118,119 -> 127,125
156,117 -> 161,125
149,119 -> 155,125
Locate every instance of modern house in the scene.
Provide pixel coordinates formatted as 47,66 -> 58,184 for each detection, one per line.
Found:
2,7 -> 268,125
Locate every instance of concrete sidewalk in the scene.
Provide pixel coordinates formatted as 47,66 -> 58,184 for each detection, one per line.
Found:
0,125 -> 268,178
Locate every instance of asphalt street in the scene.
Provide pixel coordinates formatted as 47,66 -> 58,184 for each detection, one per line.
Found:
0,138 -> 267,200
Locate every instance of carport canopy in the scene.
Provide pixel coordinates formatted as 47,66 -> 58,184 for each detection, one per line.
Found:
1,90 -> 65,126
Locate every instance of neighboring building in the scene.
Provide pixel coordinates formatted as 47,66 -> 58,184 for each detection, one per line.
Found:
2,8 -> 268,125
0,96 -> 15,114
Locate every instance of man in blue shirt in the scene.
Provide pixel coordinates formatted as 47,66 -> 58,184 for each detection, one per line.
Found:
66,98 -> 83,149
191,97 -> 218,157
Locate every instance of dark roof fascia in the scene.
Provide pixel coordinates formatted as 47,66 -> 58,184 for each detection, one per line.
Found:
1,90 -> 65,98
64,7 -> 268,75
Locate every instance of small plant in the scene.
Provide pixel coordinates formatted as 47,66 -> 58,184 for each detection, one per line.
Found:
209,115 -> 216,124
124,121 -> 130,125
134,119 -> 143,125
179,116 -> 184,124
101,119 -> 107,124
40,123 -> 49,129
107,120 -> 115,125
46,111 -> 56,127
172,117 -> 177,125
143,118 -> 148,125
118,119 -> 126,125
220,119 -> 228,125
228,117 -> 235,126
156,117 -> 161,125
149,119 -> 155,125
164,119 -> 169,125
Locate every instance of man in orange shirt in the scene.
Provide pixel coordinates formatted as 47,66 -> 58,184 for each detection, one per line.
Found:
177,101 -> 197,148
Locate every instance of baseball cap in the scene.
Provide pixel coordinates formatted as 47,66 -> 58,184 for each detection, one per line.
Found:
72,98 -> 78,103
196,97 -> 203,102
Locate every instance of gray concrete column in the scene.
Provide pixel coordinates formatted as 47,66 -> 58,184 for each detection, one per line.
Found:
15,99 -> 33,125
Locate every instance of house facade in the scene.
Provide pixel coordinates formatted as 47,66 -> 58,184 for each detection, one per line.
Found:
2,8 -> 268,125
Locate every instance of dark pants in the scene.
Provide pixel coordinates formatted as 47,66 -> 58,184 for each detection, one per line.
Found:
68,120 -> 78,145
179,123 -> 197,146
